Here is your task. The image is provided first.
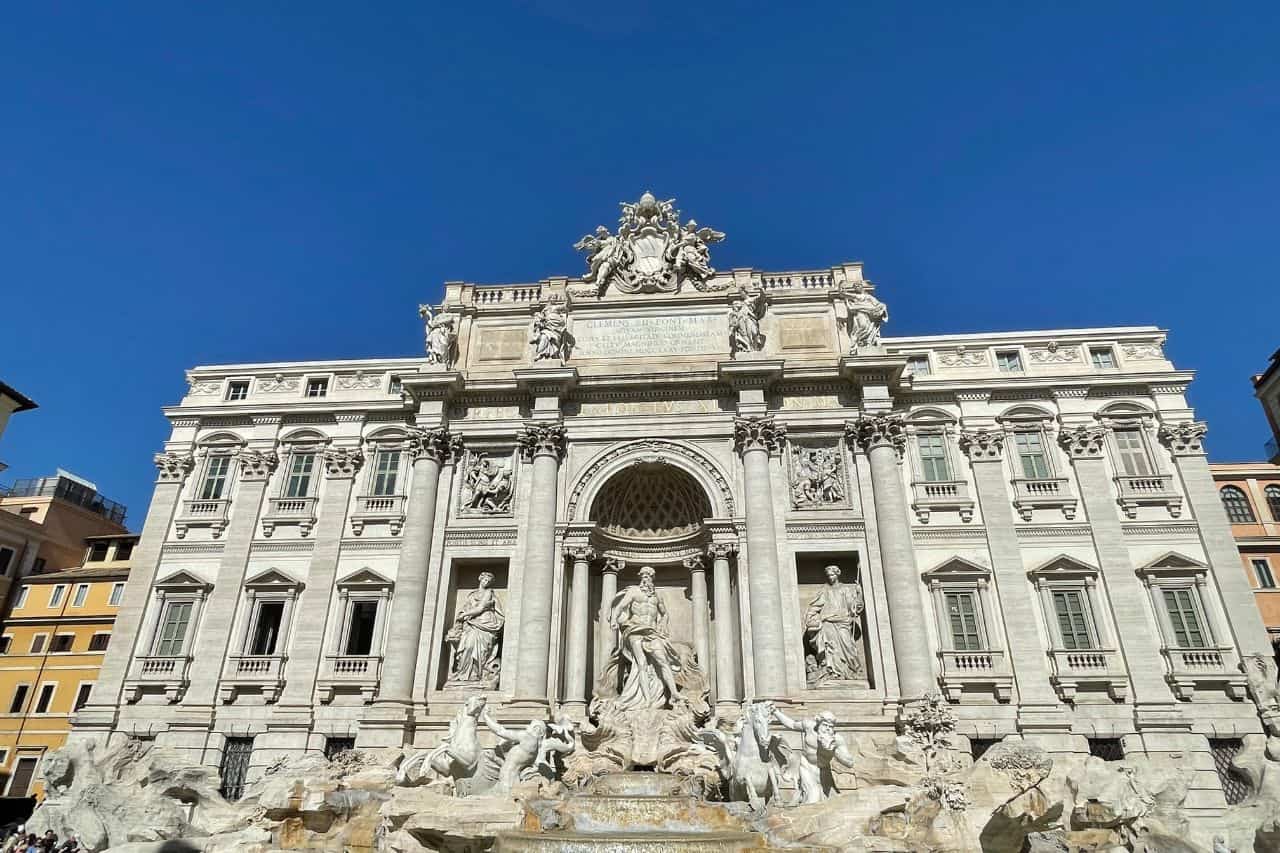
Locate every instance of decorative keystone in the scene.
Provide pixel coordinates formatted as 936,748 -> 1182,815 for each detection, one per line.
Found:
733,415 -> 786,454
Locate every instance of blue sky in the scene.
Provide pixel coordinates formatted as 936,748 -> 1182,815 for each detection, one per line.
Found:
2,2 -> 1278,532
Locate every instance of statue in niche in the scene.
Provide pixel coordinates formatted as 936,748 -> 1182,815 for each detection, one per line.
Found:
603,566 -> 686,710
791,447 -> 845,507
418,303 -> 458,367
804,565 -> 865,686
771,708 -> 856,803
530,300 -> 572,361
728,289 -> 766,358
462,454 -> 513,513
445,571 -> 504,689
842,281 -> 888,355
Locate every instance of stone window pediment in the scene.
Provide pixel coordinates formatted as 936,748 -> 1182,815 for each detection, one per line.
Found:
1136,551 -> 1208,580
1028,554 -> 1100,583
154,570 -> 212,592
336,568 -> 394,591
243,568 -> 303,592
922,556 -> 990,584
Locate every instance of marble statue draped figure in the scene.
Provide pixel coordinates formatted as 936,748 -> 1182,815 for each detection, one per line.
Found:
605,566 -> 685,710
729,290 -> 766,358
804,565 -> 865,685
445,572 -> 504,689
843,283 -> 888,355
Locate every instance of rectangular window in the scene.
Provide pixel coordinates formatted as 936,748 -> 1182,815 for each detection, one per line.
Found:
945,591 -> 983,651
8,685 -> 28,714
13,588 -> 28,610
305,378 -> 328,398
918,433 -> 951,482
109,583 -> 125,606
324,737 -> 356,760
34,684 -> 55,714
200,456 -> 232,500
29,635 -> 45,654
1254,559 -> 1277,589
33,557 -> 45,573
1113,428 -> 1152,476
113,541 -> 134,562
219,737 -> 254,801
1088,738 -> 1124,761
74,683 -> 92,711
996,350 -> 1023,372
87,542 -> 109,562
1090,348 -> 1116,369
1014,431 -> 1051,479
49,585 -> 66,607
344,600 -> 379,655
905,355 -> 931,377
225,380 -> 249,401
1163,588 -> 1208,648
88,633 -> 110,652
388,375 -> 402,394
50,635 -> 74,653
0,637 -> 9,655
7,757 -> 38,797
0,547 -> 13,576
284,453 -> 317,498
1052,590 -> 1095,650
249,600 -> 285,656
370,450 -> 401,497
155,601 -> 194,656
72,584 -> 89,607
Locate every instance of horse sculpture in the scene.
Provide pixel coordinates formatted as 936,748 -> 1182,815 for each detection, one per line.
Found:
697,700 -> 790,810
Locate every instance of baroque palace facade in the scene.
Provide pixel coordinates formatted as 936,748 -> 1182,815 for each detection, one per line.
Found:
72,194 -> 1275,813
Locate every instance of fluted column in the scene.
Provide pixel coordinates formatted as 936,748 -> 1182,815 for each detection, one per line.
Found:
733,416 -> 789,698
597,557 -> 623,679
513,421 -> 567,702
847,415 -> 934,700
709,543 -> 739,709
70,451 -> 195,738
367,427 -> 456,716
185,447 -> 279,707
276,446 -> 363,709
683,554 -> 712,677
562,544 -> 595,713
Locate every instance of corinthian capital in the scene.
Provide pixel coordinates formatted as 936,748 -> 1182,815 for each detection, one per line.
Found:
406,426 -> 461,464
565,544 -> 596,563
322,446 -> 365,478
958,429 -> 1005,462
154,452 -> 195,483
1158,421 -> 1208,457
682,553 -> 705,571
518,422 -> 567,461
708,542 -> 738,560
236,448 -> 279,481
845,414 -> 907,457
733,416 -> 786,454
1057,425 -> 1108,459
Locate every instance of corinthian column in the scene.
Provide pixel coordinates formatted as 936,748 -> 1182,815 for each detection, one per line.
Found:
709,543 -> 739,710
70,451 -> 195,740
361,426 -> 457,744
512,421 -> 567,703
597,557 -> 623,679
733,415 -> 790,698
683,553 -> 712,678
562,544 -> 595,714
847,415 -> 934,700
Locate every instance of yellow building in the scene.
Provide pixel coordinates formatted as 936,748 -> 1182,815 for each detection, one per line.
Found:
0,533 -> 134,800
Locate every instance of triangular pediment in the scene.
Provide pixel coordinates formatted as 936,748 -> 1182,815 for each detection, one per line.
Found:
1029,553 -> 1099,579
1137,551 -> 1208,576
337,567 -> 393,588
922,556 -> 990,580
155,569 -> 211,590
244,567 -> 302,589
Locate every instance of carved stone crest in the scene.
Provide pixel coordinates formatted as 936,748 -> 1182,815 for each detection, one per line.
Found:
574,192 -> 726,295
461,452 -> 514,514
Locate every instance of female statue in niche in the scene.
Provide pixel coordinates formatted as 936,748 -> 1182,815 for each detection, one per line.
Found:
446,571 -> 504,689
804,565 -> 865,686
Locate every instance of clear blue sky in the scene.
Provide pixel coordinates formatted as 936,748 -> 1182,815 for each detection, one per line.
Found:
2,3 -> 1278,532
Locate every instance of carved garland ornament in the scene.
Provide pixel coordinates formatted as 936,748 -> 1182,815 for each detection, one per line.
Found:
154,452 -> 195,483
1157,421 -> 1208,456
565,439 -> 736,521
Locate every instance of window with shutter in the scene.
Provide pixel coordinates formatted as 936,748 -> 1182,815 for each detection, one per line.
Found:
918,434 -> 951,482
1052,589 -> 1094,650
1162,588 -> 1207,648
155,601 -> 193,656
945,591 -> 982,650
1014,431 -> 1051,479
1113,429 -> 1151,476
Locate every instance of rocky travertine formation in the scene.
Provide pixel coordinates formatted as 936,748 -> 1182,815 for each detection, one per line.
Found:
27,731 -> 1280,853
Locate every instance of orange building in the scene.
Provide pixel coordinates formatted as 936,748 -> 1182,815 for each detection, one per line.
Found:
1210,462 -> 1280,659
0,533 -> 134,800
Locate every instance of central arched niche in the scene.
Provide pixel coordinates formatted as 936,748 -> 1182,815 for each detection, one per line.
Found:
589,461 -> 712,543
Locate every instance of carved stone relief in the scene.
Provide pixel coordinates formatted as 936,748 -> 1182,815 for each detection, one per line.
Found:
938,347 -> 987,368
459,451 -> 514,515
788,442 -> 848,509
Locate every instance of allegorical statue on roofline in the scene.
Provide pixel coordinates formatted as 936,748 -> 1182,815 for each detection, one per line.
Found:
574,192 -> 726,295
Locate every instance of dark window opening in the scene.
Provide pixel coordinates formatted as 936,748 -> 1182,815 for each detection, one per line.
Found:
344,601 -> 379,656
8,686 -> 28,714
50,635 -> 74,653
88,634 -> 110,651
970,738 -> 1000,761
324,737 -> 356,760
249,601 -> 285,656
7,757 -> 38,797
219,737 -> 254,801
88,542 -> 110,562
114,541 -> 134,561
1209,738 -> 1250,805
34,684 -> 55,714
74,683 -> 92,711
1088,738 -> 1124,761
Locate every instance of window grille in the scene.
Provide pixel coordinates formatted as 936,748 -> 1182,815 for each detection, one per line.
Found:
1209,738 -> 1250,805
219,737 -> 255,801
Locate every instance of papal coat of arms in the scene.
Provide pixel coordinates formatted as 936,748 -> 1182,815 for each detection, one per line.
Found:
574,192 -> 726,294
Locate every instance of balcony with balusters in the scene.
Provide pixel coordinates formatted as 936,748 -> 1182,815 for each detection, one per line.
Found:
911,480 -> 975,523
219,654 -> 288,703
174,498 -> 230,539
261,495 -> 318,537
350,494 -> 406,536
1010,477 -> 1078,521
1113,473 -> 1182,519
1161,645 -> 1247,700
936,649 -> 1013,702
316,654 -> 383,703
123,655 -> 193,703
1047,648 -> 1128,701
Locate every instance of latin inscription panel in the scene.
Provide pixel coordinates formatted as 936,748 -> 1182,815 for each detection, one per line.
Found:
571,313 -> 725,359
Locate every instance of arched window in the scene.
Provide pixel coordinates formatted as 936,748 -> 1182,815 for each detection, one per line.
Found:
1267,485 -> 1280,522
1220,486 -> 1256,523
